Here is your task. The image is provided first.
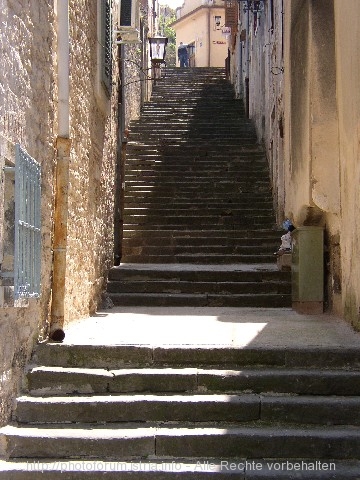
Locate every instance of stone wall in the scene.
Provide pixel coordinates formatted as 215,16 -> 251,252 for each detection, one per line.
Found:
64,0 -> 120,322
0,0 -> 56,426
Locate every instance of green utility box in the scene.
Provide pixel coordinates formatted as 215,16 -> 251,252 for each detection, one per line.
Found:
292,226 -> 324,314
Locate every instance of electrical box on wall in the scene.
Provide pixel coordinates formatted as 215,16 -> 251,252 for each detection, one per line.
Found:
292,226 -> 324,314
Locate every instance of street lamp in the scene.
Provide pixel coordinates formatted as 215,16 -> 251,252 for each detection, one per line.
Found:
149,36 -> 168,63
148,36 -> 168,83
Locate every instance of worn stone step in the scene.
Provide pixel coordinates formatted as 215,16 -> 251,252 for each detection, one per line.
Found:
120,253 -> 277,263
14,394 -> 360,426
32,344 -> 360,369
107,280 -> 290,295
0,458 -> 246,478
123,205 -> 274,214
123,225 -> 276,232
2,424 -> 360,460
122,218 -> 275,229
122,229 -> 281,238
123,194 -> 274,203
122,238 -> 279,249
14,394 -> 260,424
125,151 -> 266,158
5,459 -> 360,479
26,366 -> 360,397
108,292 -> 291,308
108,265 -> 289,283
121,246 -> 278,258
123,210 -> 274,220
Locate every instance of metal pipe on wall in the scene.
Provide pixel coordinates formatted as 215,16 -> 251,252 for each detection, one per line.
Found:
50,0 -> 71,342
207,7 -> 211,66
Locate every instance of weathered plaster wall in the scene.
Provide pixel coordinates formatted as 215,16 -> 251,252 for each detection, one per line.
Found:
284,1 -> 342,314
236,1 -> 285,223
334,0 -> 360,329
284,0 -> 312,225
0,0 -> 56,425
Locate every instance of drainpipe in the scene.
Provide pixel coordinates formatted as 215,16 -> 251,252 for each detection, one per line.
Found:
245,9 -> 250,118
49,0 -> 71,342
207,7 -> 211,67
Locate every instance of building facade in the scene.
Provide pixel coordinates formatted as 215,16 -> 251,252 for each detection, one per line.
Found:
172,0 -> 228,67
229,0 -> 360,330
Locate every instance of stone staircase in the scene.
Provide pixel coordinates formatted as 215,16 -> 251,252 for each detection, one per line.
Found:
1,343 -> 360,477
2,68 -> 360,478
107,67 -> 291,308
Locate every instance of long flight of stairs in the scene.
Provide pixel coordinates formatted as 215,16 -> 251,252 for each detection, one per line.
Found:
107,67 -> 291,308
2,68 -> 360,478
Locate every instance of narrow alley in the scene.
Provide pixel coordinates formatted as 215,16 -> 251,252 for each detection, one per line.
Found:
2,0 -> 360,478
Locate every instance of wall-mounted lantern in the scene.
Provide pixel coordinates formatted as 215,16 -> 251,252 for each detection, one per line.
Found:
148,36 -> 168,83
148,36 -> 168,64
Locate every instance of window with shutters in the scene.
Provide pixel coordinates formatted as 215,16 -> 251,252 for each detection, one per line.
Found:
120,0 -> 132,26
0,144 -> 41,306
14,145 -> 41,300
101,0 -> 113,96
225,0 -> 238,29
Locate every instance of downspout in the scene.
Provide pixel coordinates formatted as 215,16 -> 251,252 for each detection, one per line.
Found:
245,9 -> 250,118
207,7 -> 211,67
49,0 -> 71,342
114,44 -> 126,266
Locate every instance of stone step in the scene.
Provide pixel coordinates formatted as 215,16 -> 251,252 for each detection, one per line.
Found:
121,229 -> 281,239
2,424 -> 360,460
120,254 -> 276,265
121,246 -> 278,258
14,394 -> 360,426
26,366 -> 360,397
122,216 -> 275,228
122,226 -> 276,233
128,133 -> 257,140
1,458 -> 359,479
123,208 -> 274,217
124,180 -> 271,188
13,394 -> 258,424
129,123 -> 255,131
123,193 -> 274,202
122,236 -> 279,247
124,196 -> 271,206
125,168 -> 269,176
127,139 -> 258,147
108,292 -> 291,307
108,265 -> 290,283
32,344 -> 360,369
107,280 -> 290,295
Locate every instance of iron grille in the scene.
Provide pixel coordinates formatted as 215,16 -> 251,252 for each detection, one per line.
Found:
14,144 -> 41,299
102,0 -> 113,94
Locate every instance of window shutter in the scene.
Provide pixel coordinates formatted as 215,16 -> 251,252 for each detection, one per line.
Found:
225,0 -> 238,28
120,0 -> 132,26
14,144 -> 41,300
101,0 -> 112,95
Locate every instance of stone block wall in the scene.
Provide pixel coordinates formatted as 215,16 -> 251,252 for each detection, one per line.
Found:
64,0 -> 120,321
0,0 -> 56,426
